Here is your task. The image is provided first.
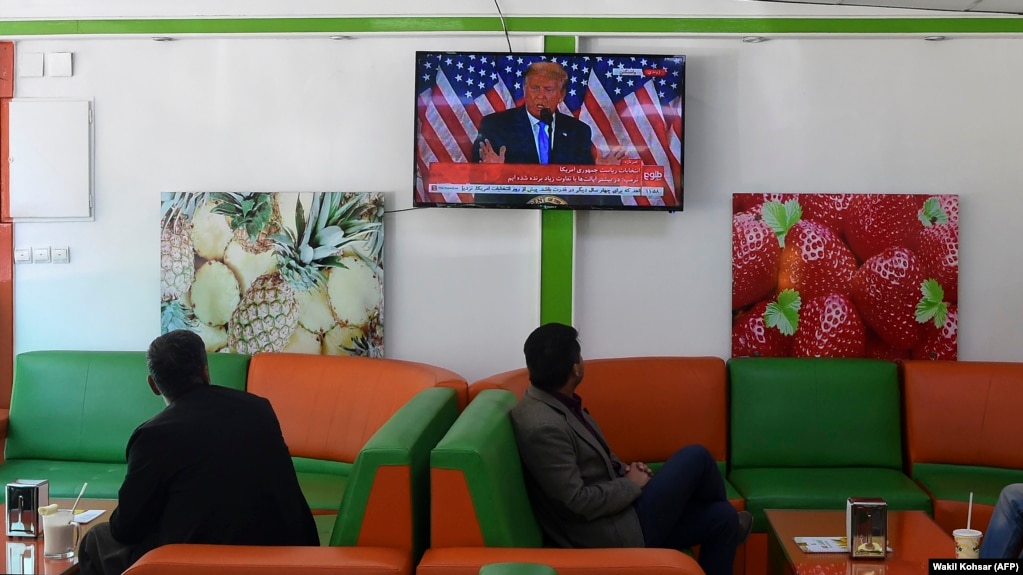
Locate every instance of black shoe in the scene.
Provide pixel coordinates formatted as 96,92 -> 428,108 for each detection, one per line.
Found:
737,511 -> 753,544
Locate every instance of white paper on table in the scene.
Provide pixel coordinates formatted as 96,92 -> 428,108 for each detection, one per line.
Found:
74,509 -> 106,524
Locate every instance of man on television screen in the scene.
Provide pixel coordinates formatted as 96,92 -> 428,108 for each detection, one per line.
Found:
471,61 -> 624,206
473,61 -> 604,166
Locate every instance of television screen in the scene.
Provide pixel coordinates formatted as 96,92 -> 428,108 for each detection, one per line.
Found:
413,51 -> 685,211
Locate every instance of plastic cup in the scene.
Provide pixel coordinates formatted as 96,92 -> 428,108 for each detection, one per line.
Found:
953,528 -> 982,559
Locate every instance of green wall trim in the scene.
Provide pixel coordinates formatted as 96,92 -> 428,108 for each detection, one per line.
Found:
2,17 -> 1023,37
538,35 -> 577,327
539,210 -> 574,326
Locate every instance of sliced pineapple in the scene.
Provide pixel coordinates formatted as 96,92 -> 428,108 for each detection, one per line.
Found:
327,256 -> 383,326
191,261 -> 241,327
194,322 -> 229,353
295,284 -> 337,334
223,239 -> 278,295
321,324 -> 366,356
191,201 -> 233,260
285,326 -> 322,354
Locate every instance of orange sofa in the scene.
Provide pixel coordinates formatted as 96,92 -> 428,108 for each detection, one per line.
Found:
419,389 -> 703,575
467,357 -> 742,510
125,353 -> 467,575
436,356 -> 742,574
902,360 -> 1023,536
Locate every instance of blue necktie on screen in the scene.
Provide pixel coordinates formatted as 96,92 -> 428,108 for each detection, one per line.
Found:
538,121 -> 550,165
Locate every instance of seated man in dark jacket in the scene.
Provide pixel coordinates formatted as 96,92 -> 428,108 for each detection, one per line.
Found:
510,323 -> 751,575
78,330 -> 318,575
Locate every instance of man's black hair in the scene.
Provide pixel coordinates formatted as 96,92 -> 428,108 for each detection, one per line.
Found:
523,322 -> 580,393
147,329 -> 209,399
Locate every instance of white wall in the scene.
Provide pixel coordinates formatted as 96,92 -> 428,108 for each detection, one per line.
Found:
7,6 -> 1023,381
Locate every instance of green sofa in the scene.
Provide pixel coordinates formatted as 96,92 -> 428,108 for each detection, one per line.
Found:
0,351 -> 250,498
728,357 -> 933,532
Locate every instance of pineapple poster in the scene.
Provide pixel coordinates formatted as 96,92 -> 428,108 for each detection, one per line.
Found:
731,193 -> 958,360
161,192 -> 384,357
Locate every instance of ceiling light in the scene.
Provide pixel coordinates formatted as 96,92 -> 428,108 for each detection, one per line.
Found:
151,37 -> 175,42
328,35 -> 354,41
923,35 -> 948,41
742,36 -> 768,43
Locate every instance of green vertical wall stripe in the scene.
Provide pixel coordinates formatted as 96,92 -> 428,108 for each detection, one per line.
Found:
539,35 -> 577,326
2,17 -> 1023,36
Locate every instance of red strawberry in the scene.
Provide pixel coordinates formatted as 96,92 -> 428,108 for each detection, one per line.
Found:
732,299 -> 793,358
863,330 -> 910,361
849,247 -> 927,349
777,220 -> 857,301
792,293 -> 866,358
733,193 -> 796,215
916,222 -> 958,303
798,194 -> 854,238
732,211 -> 780,309
914,196 -> 959,303
843,194 -> 926,262
912,304 -> 958,360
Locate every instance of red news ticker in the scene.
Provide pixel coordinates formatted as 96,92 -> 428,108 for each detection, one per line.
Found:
643,68 -> 668,77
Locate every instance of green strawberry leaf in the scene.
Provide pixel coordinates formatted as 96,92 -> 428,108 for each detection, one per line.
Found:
915,278 -> 948,327
761,199 -> 803,248
763,289 -> 802,336
918,197 -> 949,228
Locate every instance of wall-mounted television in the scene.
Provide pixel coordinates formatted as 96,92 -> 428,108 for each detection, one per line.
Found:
413,51 -> 685,211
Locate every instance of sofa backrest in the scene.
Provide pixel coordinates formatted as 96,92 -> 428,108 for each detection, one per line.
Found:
729,357 -> 903,470
7,351 -> 250,463
469,357 -> 727,464
246,353 -> 467,464
430,389 -> 543,548
903,360 -> 1023,470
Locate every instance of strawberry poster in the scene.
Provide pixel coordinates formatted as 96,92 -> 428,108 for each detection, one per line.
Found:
160,192 -> 385,357
732,193 -> 958,360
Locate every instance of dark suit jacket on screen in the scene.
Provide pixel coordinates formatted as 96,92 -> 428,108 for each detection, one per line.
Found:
471,107 -> 595,165
510,386 -> 644,548
109,384 -> 318,563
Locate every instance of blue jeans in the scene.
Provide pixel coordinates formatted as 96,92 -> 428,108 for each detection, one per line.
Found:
633,444 -> 739,575
980,483 -> 1023,559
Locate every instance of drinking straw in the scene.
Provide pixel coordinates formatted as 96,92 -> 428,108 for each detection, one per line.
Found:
967,491 -> 974,530
69,482 -> 88,520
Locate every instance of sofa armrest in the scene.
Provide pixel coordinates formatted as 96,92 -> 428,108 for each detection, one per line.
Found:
124,545 -> 411,575
418,547 -> 703,575
332,387 -> 459,559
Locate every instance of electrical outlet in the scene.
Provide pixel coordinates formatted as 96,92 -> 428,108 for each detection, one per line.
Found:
52,247 -> 70,264
32,246 -> 50,263
14,248 -> 32,263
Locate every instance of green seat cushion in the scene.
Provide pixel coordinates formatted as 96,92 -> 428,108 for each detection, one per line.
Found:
480,564 -> 558,575
912,463 -> 1023,506
293,459 -> 350,512
729,467 -> 932,531
313,513 -> 338,546
0,460 -> 126,498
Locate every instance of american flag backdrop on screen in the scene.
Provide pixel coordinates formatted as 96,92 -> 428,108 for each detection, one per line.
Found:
414,52 -> 685,206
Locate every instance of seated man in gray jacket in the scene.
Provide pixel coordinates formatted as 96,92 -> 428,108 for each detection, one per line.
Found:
510,323 -> 751,575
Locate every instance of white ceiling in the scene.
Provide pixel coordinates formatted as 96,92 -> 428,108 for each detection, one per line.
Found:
760,0 -> 1023,14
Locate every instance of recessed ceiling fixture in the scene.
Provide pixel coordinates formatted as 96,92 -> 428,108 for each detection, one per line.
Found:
742,36 -> 768,43
328,35 -> 354,40
151,37 -> 175,42
924,35 -> 948,41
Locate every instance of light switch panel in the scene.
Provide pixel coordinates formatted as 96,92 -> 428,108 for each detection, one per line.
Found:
32,246 -> 50,263
46,52 -> 73,77
14,248 -> 31,263
51,247 -> 70,264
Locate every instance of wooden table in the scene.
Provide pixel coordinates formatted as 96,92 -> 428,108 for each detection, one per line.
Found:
766,510 -> 955,575
3,498 -> 117,575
